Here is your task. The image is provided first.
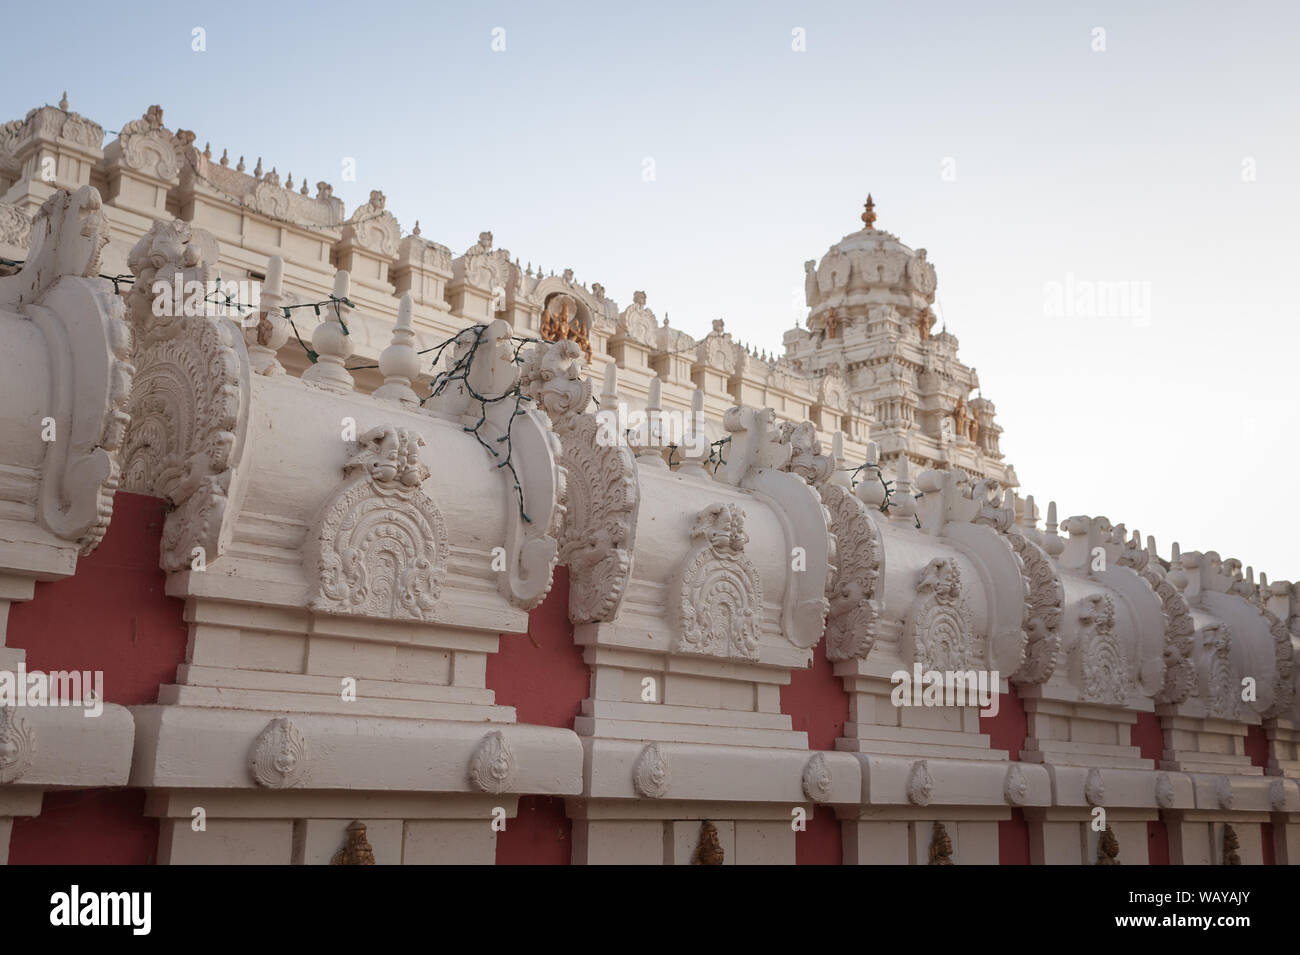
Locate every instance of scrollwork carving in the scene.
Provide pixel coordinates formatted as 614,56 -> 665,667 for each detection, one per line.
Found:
672,503 -> 764,660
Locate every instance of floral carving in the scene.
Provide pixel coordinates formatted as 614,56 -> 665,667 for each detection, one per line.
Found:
249,717 -> 308,788
0,202 -> 30,247
672,503 -> 764,660
819,483 -> 881,662
468,731 -> 516,794
343,190 -> 401,257
1006,531 -> 1063,684
802,753 -> 833,803
632,742 -> 670,798
905,558 -> 973,672
0,706 -> 37,784
1078,593 -> 1128,705
308,425 -> 448,621
110,105 -> 180,181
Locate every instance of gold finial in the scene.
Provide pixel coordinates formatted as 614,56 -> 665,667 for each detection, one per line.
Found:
861,194 -> 877,228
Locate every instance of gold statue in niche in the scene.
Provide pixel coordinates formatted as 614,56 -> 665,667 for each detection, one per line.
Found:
692,820 -> 725,865
825,308 -> 841,340
1096,826 -> 1121,865
540,294 -> 593,362
331,820 -> 376,865
952,397 -> 967,438
928,821 -> 953,864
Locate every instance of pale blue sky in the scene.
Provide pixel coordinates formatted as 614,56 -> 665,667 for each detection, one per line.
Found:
6,0 -> 1299,579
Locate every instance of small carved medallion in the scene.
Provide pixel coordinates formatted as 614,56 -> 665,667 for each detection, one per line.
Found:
1085,768 -> 1105,807
249,717 -> 308,788
1155,773 -> 1175,810
907,760 -> 934,807
802,753 -> 833,803
632,742 -> 670,799
468,731 -> 516,795
1003,764 -> 1028,807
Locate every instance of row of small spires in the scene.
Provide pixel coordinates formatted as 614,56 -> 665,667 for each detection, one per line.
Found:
235,260 -> 1280,589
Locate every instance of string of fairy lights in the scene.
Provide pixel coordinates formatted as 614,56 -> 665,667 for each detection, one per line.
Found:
2,252 -> 924,526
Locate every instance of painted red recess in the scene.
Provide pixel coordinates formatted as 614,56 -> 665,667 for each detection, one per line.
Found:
1130,710 -> 1172,862
981,690 -> 1030,864
7,492 -> 187,706
782,635 -> 848,864
1244,723 -> 1269,769
488,566 -> 586,864
5,491 -> 187,865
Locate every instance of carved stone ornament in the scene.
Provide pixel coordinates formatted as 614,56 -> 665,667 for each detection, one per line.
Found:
1084,767 -> 1105,807
343,190 -> 401,257
1078,593 -> 1129,705
249,717 -> 308,788
905,558 -> 974,672
0,202 -> 30,247
1144,568 -> 1197,705
820,484 -> 881,662
907,760 -> 934,807
331,820 -> 376,865
0,188 -> 133,555
468,730 -> 516,795
0,706 -> 37,784
1003,763 -> 1028,806
672,503 -> 764,660
801,753 -> 833,803
1204,624 -> 1241,720
1006,531 -> 1063,684
520,342 -> 639,623
1214,775 -> 1234,811
1264,610 -> 1296,719
1155,773 -> 1175,810
110,105 -> 180,181
1269,778 -> 1287,812
632,742 -> 670,799
120,219 -> 248,570
617,291 -> 657,344
307,425 -> 448,621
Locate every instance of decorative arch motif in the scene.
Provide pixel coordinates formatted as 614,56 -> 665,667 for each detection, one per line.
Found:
307,425 -> 448,621
904,558 -> 973,671
1203,623 -> 1241,720
1078,593 -> 1129,704
1007,531 -> 1064,684
672,503 -> 763,660
820,483 -> 881,662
